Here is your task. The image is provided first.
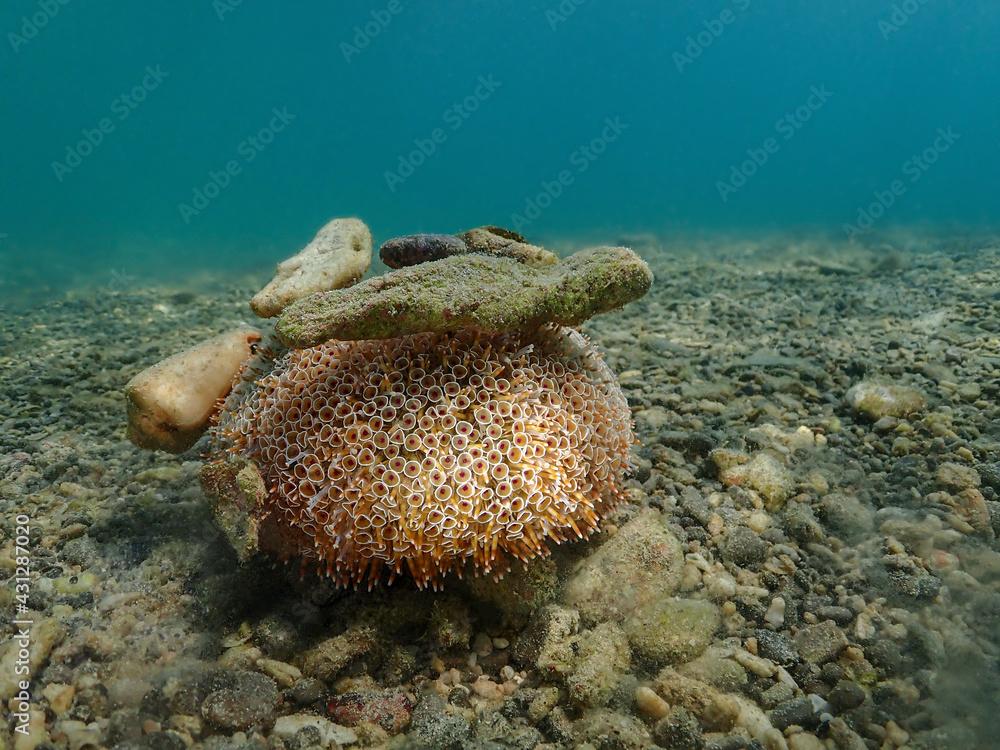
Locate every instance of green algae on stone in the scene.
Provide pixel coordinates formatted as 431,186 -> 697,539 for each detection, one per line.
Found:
845,381 -> 926,420
199,458 -> 266,563
457,225 -> 558,267
564,509 -> 684,626
710,449 -> 794,511
624,597 -> 720,668
276,246 -> 653,347
464,557 -> 560,629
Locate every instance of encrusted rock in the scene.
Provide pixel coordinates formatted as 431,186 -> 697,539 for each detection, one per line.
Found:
711,449 -> 794,510
125,328 -> 261,453
845,381 -> 926,420
464,557 -> 559,628
458,225 -> 558,267
199,458 -> 266,562
301,624 -> 379,682
251,217 -> 372,317
720,526 -> 769,568
678,650 -> 749,692
379,225 -> 557,269
513,605 -> 580,678
564,509 -> 684,625
566,622 -> 631,708
794,620 -> 848,664
652,707 -> 703,750
200,671 -> 278,731
573,708 -> 654,750
408,693 -> 472,749
276,246 -> 652,346
625,597 -> 720,668
326,689 -> 414,735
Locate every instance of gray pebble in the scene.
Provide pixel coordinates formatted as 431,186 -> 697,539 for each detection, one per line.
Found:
409,693 -> 472,750
721,526 -> 768,568
828,679 -> 866,712
794,620 -> 848,665
652,706 -> 703,750
769,696 -> 819,729
755,629 -> 799,665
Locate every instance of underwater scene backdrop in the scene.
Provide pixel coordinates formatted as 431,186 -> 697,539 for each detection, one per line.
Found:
1,2 -> 999,750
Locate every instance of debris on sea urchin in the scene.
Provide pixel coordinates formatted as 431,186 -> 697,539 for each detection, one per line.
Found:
211,325 -> 633,589
125,327 -> 262,453
276,245 -> 652,346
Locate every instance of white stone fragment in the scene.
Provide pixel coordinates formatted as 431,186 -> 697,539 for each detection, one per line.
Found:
251,216 -> 372,317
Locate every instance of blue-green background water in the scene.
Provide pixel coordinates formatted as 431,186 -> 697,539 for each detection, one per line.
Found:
1,0 -> 997,286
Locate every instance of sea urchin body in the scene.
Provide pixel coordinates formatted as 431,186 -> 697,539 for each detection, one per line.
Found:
214,325 -> 632,589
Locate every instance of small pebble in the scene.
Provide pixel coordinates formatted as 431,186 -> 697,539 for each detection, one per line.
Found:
635,686 -> 671,719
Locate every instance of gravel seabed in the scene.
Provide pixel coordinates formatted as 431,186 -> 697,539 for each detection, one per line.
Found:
1,235 -> 999,750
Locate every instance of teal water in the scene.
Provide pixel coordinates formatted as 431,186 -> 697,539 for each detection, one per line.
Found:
1,1 -> 997,288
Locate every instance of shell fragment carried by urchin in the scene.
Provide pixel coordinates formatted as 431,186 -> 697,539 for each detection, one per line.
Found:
125,327 -> 262,453
379,225 -> 557,269
276,246 -> 653,347
210,325 -> 633,589
250,217 -> 373,318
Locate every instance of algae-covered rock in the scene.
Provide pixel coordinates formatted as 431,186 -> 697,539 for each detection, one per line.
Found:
251,217 -> 372,318
845,381 -> 926,420
301,623 -> 380,682
711,449 -> 794,510
276,246 -> 652,346
563,509 -> 683,626
566,622 -> 631,708
572,709 -> 654,750
427,597 -> 472,652
379,225 -> 557,269
464,557 -> 559,628
201,670 -> 279,731
458,225 -> 558,267
625,598 -> 720,668
512,605 -> 580,678
125,328 -> 261,453
199,458 -> 265,563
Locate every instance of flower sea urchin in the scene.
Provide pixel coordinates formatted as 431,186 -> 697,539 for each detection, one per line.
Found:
214,325 -> 632,589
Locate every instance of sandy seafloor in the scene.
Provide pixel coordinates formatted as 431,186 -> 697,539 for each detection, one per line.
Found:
1,234 -> 999,750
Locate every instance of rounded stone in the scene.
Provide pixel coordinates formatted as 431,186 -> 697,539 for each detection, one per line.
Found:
624,598 -> 721,667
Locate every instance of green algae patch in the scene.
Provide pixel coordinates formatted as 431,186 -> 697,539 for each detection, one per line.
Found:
199,458 -> 266,563
276,246 -> 653,347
